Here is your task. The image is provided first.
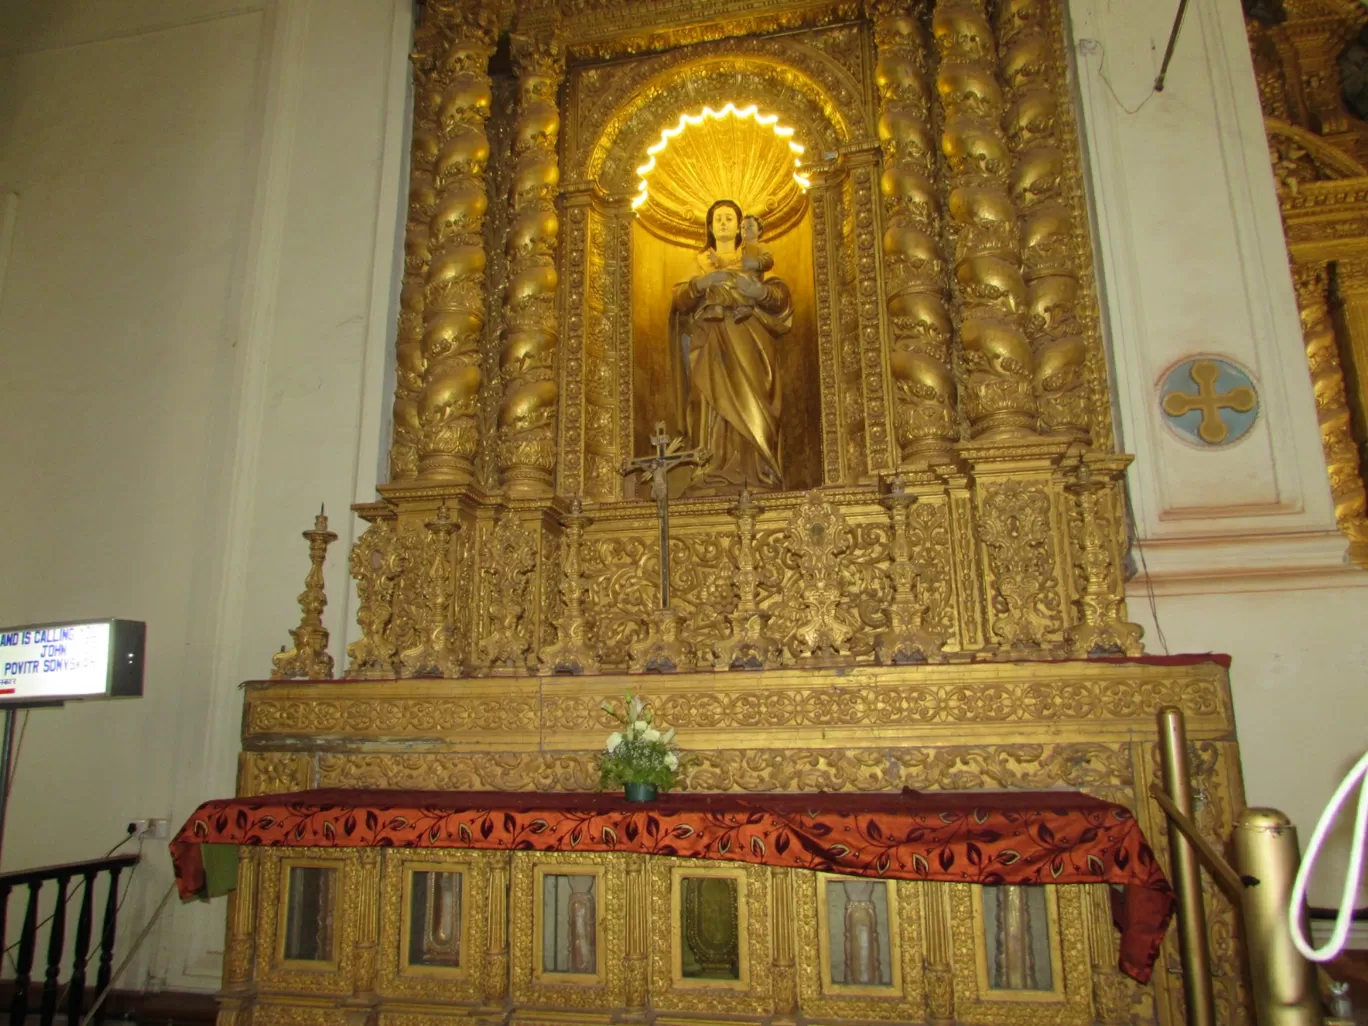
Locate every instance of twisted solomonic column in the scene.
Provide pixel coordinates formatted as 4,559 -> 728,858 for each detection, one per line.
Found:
1298,263 -> 1368,567
416,11 -> 497,484
996,0 -> 1089,439
933,0 -> 1038,439
498,31 -> 563,499
387,16 -> 447,482
871,0 -> 958,464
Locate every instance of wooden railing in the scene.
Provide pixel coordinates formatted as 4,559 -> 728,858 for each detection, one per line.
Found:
0,853 -> 140,1026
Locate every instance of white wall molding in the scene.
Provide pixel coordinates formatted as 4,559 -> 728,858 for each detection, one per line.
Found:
1070,0 -> 1337,552
165,0 -> 311,989
1130,530 -> 1368,596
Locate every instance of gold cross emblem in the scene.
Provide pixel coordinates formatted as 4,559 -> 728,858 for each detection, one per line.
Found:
1161,360 -> 1257,444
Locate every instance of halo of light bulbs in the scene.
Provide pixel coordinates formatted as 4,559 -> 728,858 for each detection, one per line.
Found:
632,102 -> 810,212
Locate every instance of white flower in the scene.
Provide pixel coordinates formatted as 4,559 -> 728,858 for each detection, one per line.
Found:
661,727 -> 675,744
606,732 -> 623,752
643,727 -> 661,743
629,694 -> 645,720
665,752 -> 679,770
632,719 -> 649,735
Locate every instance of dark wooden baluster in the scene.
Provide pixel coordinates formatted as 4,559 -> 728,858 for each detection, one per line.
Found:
0,882 -> 11,984
9,881 -> 41,1026
39,873 -> 70,1026
67,871 -> 98,1026
92,866 -> 123,1026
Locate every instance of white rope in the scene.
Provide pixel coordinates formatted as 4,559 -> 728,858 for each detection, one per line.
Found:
1289,751 -> 1368,962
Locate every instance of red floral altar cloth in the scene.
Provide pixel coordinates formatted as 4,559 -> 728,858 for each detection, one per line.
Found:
170,787 -> 1172,983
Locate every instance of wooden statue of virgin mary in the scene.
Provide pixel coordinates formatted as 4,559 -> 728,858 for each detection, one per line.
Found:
668,199 -> 794,495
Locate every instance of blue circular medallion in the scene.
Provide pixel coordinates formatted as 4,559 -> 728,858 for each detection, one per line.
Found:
1159,358 -> 1259,447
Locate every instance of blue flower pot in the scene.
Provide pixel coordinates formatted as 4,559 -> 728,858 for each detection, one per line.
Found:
624,782 -> 658,802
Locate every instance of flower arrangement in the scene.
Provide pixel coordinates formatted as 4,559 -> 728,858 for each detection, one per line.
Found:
598,692 -> 680,797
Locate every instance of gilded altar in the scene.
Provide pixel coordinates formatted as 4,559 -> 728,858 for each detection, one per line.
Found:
240,0 -> 1255,1024
229,660 -> 1245,1026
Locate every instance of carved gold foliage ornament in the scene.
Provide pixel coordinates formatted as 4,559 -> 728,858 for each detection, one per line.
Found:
271,509 -> 338,681
713,491 -> 783,669
474,509 -> 539,672
247,664 -> 1229,744
785,492 -> 862,659
399,503 -> 465,677
539,499 -> 601,674
1065,461 -> 1143,657
346,515 -> 404,678
977,480 -> 1063,649
875,479 -> 946,663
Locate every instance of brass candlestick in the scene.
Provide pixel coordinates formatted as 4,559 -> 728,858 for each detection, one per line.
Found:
272,506 -> 338,680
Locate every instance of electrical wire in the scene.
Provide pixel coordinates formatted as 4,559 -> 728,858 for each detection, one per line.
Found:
1089,40 -> 1161,118
54,845 -> 143,1013
3,832 -> 141,970
77,881 -> 175,1026
1289,751 -> 1368,962
7,710 -> 29,801
1122,483 -> 1171,655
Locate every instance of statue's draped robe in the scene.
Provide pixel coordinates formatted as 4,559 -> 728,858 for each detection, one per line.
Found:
670,250 -> 793,493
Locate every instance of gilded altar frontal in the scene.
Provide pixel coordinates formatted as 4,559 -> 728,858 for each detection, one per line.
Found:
241,1 -> 1251,1026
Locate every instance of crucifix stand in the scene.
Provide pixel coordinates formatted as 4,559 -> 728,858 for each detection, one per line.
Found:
621,422 -> 708,672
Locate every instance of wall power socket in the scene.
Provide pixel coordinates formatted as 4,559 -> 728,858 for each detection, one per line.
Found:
126,818 -> 170,840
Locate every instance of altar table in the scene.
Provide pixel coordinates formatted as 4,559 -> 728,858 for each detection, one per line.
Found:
170,787 -> 1172,983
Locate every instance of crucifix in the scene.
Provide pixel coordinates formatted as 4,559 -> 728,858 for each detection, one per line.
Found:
620,422 -> 708,671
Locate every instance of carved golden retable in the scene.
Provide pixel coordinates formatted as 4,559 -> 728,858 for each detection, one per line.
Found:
240,0 -> 1258,1024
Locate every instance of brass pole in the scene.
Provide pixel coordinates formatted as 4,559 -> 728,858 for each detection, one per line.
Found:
1157,706 -> 1215,1026
1232,809 -> 1324,1026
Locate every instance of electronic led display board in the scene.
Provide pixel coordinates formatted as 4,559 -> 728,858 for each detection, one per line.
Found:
0,619 -> 145,704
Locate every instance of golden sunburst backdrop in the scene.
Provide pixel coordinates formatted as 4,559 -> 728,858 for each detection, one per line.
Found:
632,103 -> 811,247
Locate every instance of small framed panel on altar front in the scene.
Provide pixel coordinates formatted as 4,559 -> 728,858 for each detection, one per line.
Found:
647,857 -> 774,1019
509,852 -> 627,1013
815,874 -> 904,996
278,860 -> 340,970
948,884 -> 1093,1026
795,871 -> 926,1023
399,863 -> 471,977
669,865 -> 750,990
254,849 -> 355,997
971,885 -> 1063,1001
531,864 -> 604,985
378,851 -> 493,1007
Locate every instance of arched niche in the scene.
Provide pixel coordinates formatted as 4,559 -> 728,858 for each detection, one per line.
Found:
556,32 -> 873,500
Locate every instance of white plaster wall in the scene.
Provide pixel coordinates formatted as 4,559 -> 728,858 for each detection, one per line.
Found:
1069,0 -> 1368,912
0,0 -> 409,990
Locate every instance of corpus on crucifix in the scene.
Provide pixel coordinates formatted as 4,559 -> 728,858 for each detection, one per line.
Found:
620,422 -> 708,671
